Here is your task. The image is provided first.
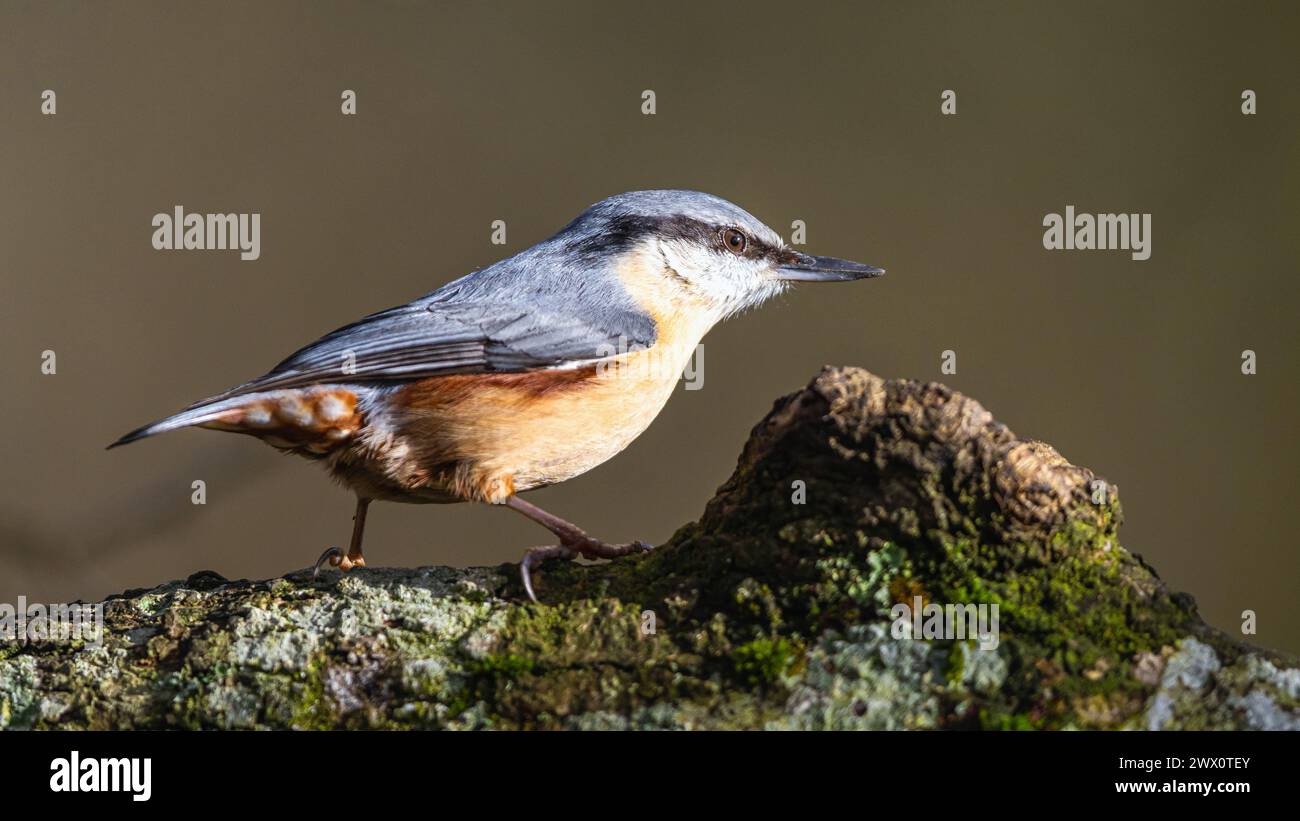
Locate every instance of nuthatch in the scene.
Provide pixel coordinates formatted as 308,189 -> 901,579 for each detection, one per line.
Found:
110,190 -> 884,600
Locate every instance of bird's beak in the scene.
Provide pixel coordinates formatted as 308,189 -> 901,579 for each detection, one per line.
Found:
777,251 -> 884,282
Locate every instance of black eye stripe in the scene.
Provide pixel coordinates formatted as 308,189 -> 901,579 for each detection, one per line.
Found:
572,214 -> 778,263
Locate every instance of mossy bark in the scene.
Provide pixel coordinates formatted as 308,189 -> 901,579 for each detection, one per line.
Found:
3,367 -> 1296,730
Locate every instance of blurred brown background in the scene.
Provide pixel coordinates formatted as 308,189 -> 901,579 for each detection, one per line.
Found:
2,2 -> 1297,652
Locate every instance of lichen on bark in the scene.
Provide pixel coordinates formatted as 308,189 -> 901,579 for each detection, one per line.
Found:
2,367 -> 1295,730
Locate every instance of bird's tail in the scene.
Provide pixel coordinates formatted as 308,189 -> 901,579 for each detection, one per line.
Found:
108,385 -> 366,451
106,395 -> 251,450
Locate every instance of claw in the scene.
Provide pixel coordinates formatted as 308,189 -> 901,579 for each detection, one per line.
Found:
519,544 -> 576,602
312,547 -> 343,578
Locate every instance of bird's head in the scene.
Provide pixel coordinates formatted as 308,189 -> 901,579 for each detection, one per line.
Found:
562,190 -> 883,323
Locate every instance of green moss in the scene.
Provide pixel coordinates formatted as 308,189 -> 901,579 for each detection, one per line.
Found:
981,710 -> 1038,731
732,637 -> 803,687
469,653 -> 536,679
287,655 -> 332,730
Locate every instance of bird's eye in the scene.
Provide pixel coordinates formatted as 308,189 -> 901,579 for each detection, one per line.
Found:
721,228 -> 748,255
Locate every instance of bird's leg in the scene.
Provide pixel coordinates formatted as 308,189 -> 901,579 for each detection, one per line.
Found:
313,497 -> 371,577
504,496 -> 652,601
343,497 -> 370,567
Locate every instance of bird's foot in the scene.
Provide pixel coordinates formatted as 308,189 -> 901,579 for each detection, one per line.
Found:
519,536 -> 654,602
312,546 -> 366,578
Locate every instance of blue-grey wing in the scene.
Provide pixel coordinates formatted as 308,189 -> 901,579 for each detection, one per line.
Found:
202,296 -> 656,403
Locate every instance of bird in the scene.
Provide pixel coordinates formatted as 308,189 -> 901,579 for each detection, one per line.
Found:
109,190 -> 884,600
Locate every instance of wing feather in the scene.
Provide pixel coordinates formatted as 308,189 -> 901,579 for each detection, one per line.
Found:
192,298 -> 654,407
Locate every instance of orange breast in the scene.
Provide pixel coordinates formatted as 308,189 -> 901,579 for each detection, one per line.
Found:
382,349 -> 684,502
